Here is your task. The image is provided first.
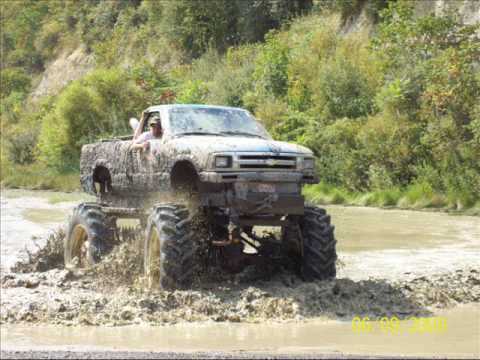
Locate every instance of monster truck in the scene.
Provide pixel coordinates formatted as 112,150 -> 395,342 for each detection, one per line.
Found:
65,104 -> 336,288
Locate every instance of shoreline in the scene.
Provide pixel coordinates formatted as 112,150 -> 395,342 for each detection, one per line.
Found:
2,185 -> 478,217
0,184 -> 480,217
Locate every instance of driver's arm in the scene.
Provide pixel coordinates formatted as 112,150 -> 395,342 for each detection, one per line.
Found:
130,142 -> 147,151
133,111 -> 146,140
130,132 -> 149,151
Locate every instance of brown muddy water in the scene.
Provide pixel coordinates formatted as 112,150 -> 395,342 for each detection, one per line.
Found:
1,190 -> 93,271
2,304 -> 479,357
1,189 -> 479,357
2,189 -> 478,279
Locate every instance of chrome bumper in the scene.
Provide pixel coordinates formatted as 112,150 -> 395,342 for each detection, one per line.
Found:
199,171 -> 317,183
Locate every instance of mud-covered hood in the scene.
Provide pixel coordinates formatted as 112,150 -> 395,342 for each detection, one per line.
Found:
166,136 -> 313,155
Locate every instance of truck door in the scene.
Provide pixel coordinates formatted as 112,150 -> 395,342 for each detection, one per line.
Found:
127,111 -> 164,191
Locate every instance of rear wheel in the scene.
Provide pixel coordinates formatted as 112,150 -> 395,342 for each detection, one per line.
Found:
144,204 -> 200,289
283,205 -> 337,280
64,203 -> 115,269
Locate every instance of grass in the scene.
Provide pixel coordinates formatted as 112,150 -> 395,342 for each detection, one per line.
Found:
304,182 -> 480,215
0,163 -> 80,192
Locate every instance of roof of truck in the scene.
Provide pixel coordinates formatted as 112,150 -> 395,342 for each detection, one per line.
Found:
146,104 -> 248,112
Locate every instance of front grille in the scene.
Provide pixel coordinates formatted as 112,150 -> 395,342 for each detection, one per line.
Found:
238,154 -> 296,170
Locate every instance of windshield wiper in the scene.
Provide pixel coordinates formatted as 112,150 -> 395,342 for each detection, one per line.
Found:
175,131 -> 225,137
220,131 -> 264,138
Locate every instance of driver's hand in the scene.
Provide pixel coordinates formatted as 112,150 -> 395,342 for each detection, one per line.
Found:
143,141 -> 150,151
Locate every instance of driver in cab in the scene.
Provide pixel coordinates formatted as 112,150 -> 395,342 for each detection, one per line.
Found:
130,116 -> 163,152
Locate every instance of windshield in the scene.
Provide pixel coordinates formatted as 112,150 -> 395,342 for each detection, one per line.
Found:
168,107 -> 271,139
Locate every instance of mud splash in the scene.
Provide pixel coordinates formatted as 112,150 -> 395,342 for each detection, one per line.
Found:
11,229 -> 65,274
2,252 -> 479,326
2,206 -> 480,327
2,190 -> 479,334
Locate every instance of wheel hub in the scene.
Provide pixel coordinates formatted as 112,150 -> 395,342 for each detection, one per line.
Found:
71,224 -> 89,267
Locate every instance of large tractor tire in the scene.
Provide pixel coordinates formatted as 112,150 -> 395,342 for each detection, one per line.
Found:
65,203 -> 115,269
283,205 -> 337,281
144,204 -> 200,289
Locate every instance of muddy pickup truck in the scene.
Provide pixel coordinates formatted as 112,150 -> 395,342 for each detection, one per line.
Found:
65,104 -> 336,288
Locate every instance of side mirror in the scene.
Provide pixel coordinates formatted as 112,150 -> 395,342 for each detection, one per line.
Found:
129,118 -> 139,131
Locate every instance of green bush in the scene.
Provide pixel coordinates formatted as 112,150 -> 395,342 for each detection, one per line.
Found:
1,0 -> 49,72
161,0 -> 312,59
160,0 -> 234,59
183,49 -> 223,83
374,77 -> 422,118
129,63 -> 172,104
251,98 -> 289,132
176,80 -> 208,104
0,68 -> 31,99
0,92 -> 26,124
3,127 -> 37,165
306,117 -> 367,190
367,164 -> 394,190
253,32 -> 290,99
270,109 -> 313,143
206,46 -> 257,107
287,77 -> 312,112
37,68 -> 147,169
35,21 -> 63,60
357,113 -> 419,187
315,58 -> 375,119
405,182 -> 434,204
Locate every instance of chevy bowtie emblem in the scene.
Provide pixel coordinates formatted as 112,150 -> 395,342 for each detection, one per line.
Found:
266,159 -> 277,166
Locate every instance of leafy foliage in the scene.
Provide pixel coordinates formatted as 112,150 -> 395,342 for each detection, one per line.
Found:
161,0 -> 313,59
36,68 -> 148,169
1,0 -> 478,209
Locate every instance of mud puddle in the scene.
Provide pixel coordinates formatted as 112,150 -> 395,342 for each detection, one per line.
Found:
0,190 -> 93,271
2,304 -> 479,357
330,205 -> 479,252
327,205 -> 480,281
2,190 -> 479,278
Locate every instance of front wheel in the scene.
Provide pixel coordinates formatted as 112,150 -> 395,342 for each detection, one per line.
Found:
283,205 -> 337,281
144,204 -> 200,289
64,203 -> 114,269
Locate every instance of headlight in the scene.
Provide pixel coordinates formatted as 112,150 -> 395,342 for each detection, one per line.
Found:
303,158 -> 315,170
215,155 -> 232,168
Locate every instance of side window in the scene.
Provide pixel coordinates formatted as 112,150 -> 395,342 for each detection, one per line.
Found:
144,112 -> 161,132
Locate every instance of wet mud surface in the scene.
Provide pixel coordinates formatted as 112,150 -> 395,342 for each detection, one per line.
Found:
2,302 -> 479,357
0,350 -> 396,359
1,232 -> 479,326
1,267 -> 479,326
0,190 -> 92,271
1,190 -> 479,357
